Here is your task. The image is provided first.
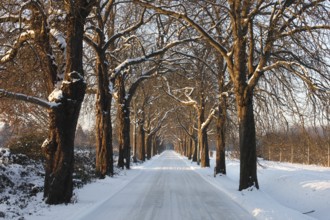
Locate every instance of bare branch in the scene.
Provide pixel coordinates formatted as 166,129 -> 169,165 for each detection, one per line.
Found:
162,76 -> 197,107
0,89 -> 58,109
0,30 -> 35,64
112,38 -> 197,78
201,108 -> 216,131
133,0 -> 229,59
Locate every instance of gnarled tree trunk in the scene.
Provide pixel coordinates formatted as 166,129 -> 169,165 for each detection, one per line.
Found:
43,1 -> 94,204
95,55 -> 113,178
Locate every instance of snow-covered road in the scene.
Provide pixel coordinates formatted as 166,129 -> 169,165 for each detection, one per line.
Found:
77,150 -> 253,220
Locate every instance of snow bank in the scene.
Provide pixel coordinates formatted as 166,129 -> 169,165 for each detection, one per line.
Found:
0,148 -> 44,219
182,153 -> 329,220
23,156 -> 160,220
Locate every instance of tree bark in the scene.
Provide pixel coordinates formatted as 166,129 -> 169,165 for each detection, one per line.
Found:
198,94 -> 210,167
215,98 -> 226,175
137,113 -> 146,161
192,138 -> 198,162
230,11 -> 259,189
199,128 -> 210,167
43,1 -> 94,204
152,135 -> 157,156
187,134 -> 192,160
131,101 -> 138,162
183,135 -> 187,157
146,134 -> 152,160
95,55 -> 113,178
116,75 -> 131,169
237,91 -> 259,190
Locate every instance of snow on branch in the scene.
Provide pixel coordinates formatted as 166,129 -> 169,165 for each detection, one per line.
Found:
108,35 -> 139,55
0,30 -> 35,64
176,114 -> 196,141
0,89 -> 59,109
50,28 -> 66,52
103,8 -> 152,51
162,76 -> 197,107
201,108 -> 216,131
111,37 -> 197,78
148,108 -> 175,136
126,66 -> 158,104
83,33 -> 98,50
48,88 -> 63,102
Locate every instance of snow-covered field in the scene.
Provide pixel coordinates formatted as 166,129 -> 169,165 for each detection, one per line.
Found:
191,154 -> 330,220
1,149 -> 329,219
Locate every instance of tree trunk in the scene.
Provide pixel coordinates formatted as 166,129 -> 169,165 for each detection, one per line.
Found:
116,75 -> 131,169
230,13 -> 259,189
152,135 -> 157,156
132,103 -> 137,162
43,1 -> 93,204
237,92 -> 259,190
198,95 -> 209,167
180,140 -> 184,155
137,118 -> 145,161
146,134 -> 152,159
183,135 -> 187,157
187,134 -> 192,160
192,138 -> 198,162
95,56 -> 113,178
215,99 -> 226,175
199,128 -> 210,167
43,104 -> 77,204
231,19 -> 259,189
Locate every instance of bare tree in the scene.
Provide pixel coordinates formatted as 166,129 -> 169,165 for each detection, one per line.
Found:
134,0 -> 330,190
0,0 -> 96,204
163,61 -> 217,167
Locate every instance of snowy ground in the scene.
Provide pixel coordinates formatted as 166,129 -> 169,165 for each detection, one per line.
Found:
1,149 -> 329,219
190,154 -> 330,220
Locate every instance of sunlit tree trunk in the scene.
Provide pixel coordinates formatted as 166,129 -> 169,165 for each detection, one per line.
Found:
132,101 -> 138,162
95,54 -> 113,178
91,2 -> 115,178
198,93 -> 209,167
116,75 -> 131,169
43,1 -> 94,204
232,26 -> 259,188
215,97 -> 226,175
233,29 -> 259,190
